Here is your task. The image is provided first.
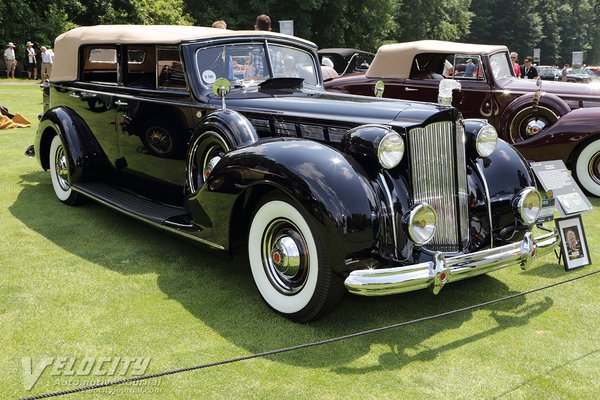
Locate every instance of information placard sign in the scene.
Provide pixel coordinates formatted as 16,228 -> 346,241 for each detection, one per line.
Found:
529,160 -> 593,217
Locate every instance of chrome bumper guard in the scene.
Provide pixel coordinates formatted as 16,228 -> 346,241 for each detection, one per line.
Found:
344,230 -> 560,296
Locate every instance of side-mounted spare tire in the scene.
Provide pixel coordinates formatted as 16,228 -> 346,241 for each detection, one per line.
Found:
499,92 -> 571,144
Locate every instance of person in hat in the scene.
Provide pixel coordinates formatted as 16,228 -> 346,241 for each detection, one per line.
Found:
4,42 -> 17,79
25,41 -> 38,80
40,46 -> 53,81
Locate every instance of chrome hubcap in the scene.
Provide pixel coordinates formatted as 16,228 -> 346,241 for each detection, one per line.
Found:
54,145 -> 70,191
262,219 -> 309,295
525,119 -> 546,137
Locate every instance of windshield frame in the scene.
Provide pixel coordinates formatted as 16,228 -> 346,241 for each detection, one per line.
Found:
193,39 -> 321,93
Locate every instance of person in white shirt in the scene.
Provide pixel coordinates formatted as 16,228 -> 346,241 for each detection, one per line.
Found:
25,41 -> 37,80
3,42 -> 16,79
40,46 -> 53,81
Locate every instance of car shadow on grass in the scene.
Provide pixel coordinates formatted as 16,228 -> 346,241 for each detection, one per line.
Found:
10,171 -> 556,371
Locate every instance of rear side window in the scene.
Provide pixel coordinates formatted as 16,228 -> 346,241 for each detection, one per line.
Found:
82,46 -> 118,84
158,47 -> 187,90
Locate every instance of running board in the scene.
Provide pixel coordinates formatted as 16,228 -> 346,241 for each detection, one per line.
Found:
73,182 -> 192,228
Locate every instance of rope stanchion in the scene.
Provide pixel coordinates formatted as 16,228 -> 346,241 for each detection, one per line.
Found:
19,268 -> 600,400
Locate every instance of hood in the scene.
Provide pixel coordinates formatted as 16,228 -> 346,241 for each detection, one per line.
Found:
498,77 -> 600,103
212,88 -> 453,127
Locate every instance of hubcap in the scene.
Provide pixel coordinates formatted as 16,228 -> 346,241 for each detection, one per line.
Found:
54,145 -> 70,191
588,150 -> 600,184
525,119 -> 546,137
262,219 -> 309,295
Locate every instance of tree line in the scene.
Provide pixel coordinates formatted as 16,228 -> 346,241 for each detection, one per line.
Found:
2,0 -> 599,66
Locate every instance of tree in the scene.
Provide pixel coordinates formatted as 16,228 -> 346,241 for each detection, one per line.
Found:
391,0 -> 474,42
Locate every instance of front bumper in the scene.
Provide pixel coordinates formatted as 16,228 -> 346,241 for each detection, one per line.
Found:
344,229 -> 560,296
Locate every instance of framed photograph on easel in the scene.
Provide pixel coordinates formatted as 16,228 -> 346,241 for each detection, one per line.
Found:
555,215 -> 591,271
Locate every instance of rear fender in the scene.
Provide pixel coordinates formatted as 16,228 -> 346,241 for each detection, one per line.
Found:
35,107 -> 105,182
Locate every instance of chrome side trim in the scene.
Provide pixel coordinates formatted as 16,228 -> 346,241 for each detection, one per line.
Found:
474,160 -> 494,248
344,229 -> 559,296
378,173 -> 398,258
71,186 -> 225,250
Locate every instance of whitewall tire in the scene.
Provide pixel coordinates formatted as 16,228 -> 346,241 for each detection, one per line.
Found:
248,196 -> 342,322
49,135 -> 81,205
575,140 -> 600,197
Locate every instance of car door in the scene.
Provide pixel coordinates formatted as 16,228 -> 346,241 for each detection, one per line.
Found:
114,45 -> 195,197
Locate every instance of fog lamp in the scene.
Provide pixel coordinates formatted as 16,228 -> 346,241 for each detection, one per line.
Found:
513,187 -> 541,224
403,203 -> 437,246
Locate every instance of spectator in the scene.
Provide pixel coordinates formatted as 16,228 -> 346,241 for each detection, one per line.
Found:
510,52 -> 521,78
562,64 -> 570,82
25,41 -> 38,80
212,20 -> 227,29
464,58 -> 476,77
4,42 -> 17,79
254,14 -> 271,31
520,56 -> 538,79
40,46 -> 54,81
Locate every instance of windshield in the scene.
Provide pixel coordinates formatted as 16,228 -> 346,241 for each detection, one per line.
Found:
488,51 -> 513,79
195,42 -> 319,89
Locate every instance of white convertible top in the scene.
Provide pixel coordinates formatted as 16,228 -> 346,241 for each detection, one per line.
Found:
52,25 -> 314,82
366,40 -> 509,79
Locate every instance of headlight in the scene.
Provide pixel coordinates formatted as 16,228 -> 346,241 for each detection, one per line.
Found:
403,203 -> 437,246
378,131 -> 405,169
513,187 -> 541,224
475,124 -> 498,157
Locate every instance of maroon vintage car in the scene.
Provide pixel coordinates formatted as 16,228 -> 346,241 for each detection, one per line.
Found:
325,40 -> 600,196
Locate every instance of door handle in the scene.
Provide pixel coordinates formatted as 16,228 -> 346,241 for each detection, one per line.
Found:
69,92 -> 81,98
114,100 -> 128,108
405,87 -> 419,92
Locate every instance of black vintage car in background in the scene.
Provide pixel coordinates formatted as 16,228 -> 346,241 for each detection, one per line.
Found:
29,26 -> 559,322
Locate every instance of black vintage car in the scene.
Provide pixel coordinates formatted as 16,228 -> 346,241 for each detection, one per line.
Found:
29,25 -> 559,322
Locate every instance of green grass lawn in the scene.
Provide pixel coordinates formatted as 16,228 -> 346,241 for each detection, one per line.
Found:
1,81 -> 599,399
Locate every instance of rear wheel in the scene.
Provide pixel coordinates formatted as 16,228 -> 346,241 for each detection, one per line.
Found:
248,195 -> 344,322
575,139 -> 600,197
49,135 -> 81,205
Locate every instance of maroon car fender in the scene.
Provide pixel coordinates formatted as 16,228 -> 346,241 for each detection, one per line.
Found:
499,92 -> 571,144
513,107 -> 600,164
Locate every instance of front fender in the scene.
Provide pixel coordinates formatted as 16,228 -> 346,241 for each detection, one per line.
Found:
475,140 -> 537,241
189,138 -> 380,270
35,107 -> 104,182
513,107 -> 600,165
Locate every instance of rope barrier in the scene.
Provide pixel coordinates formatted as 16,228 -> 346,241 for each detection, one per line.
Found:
19,268 -> 600,400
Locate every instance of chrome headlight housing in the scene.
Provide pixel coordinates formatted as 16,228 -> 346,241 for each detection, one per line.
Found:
378,131 -> 405,169
475,124 -> 498,157
403,203 -> 437,246
513,187 -> 542,224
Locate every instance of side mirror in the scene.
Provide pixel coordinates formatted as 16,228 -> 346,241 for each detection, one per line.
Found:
212,78 -> 231,110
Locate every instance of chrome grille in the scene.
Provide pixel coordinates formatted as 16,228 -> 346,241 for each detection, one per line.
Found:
409,121 -> 469,252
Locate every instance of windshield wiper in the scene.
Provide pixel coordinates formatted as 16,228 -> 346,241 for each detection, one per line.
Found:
259,77 -> 304,90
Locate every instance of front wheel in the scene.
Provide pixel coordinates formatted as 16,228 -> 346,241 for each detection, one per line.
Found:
49,135 -> 82,205
575,140 -> 600,197
248,195 -> 343,322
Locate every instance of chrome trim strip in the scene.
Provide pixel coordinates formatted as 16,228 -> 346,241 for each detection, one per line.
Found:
474,160 -> 494,248
378,173 -> 398,258
72,186 -> 225,250
345,229 -> 560,296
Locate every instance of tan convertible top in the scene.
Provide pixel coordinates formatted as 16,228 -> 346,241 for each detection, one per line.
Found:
52,25 -> 314,82
366,40 -> 509,79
